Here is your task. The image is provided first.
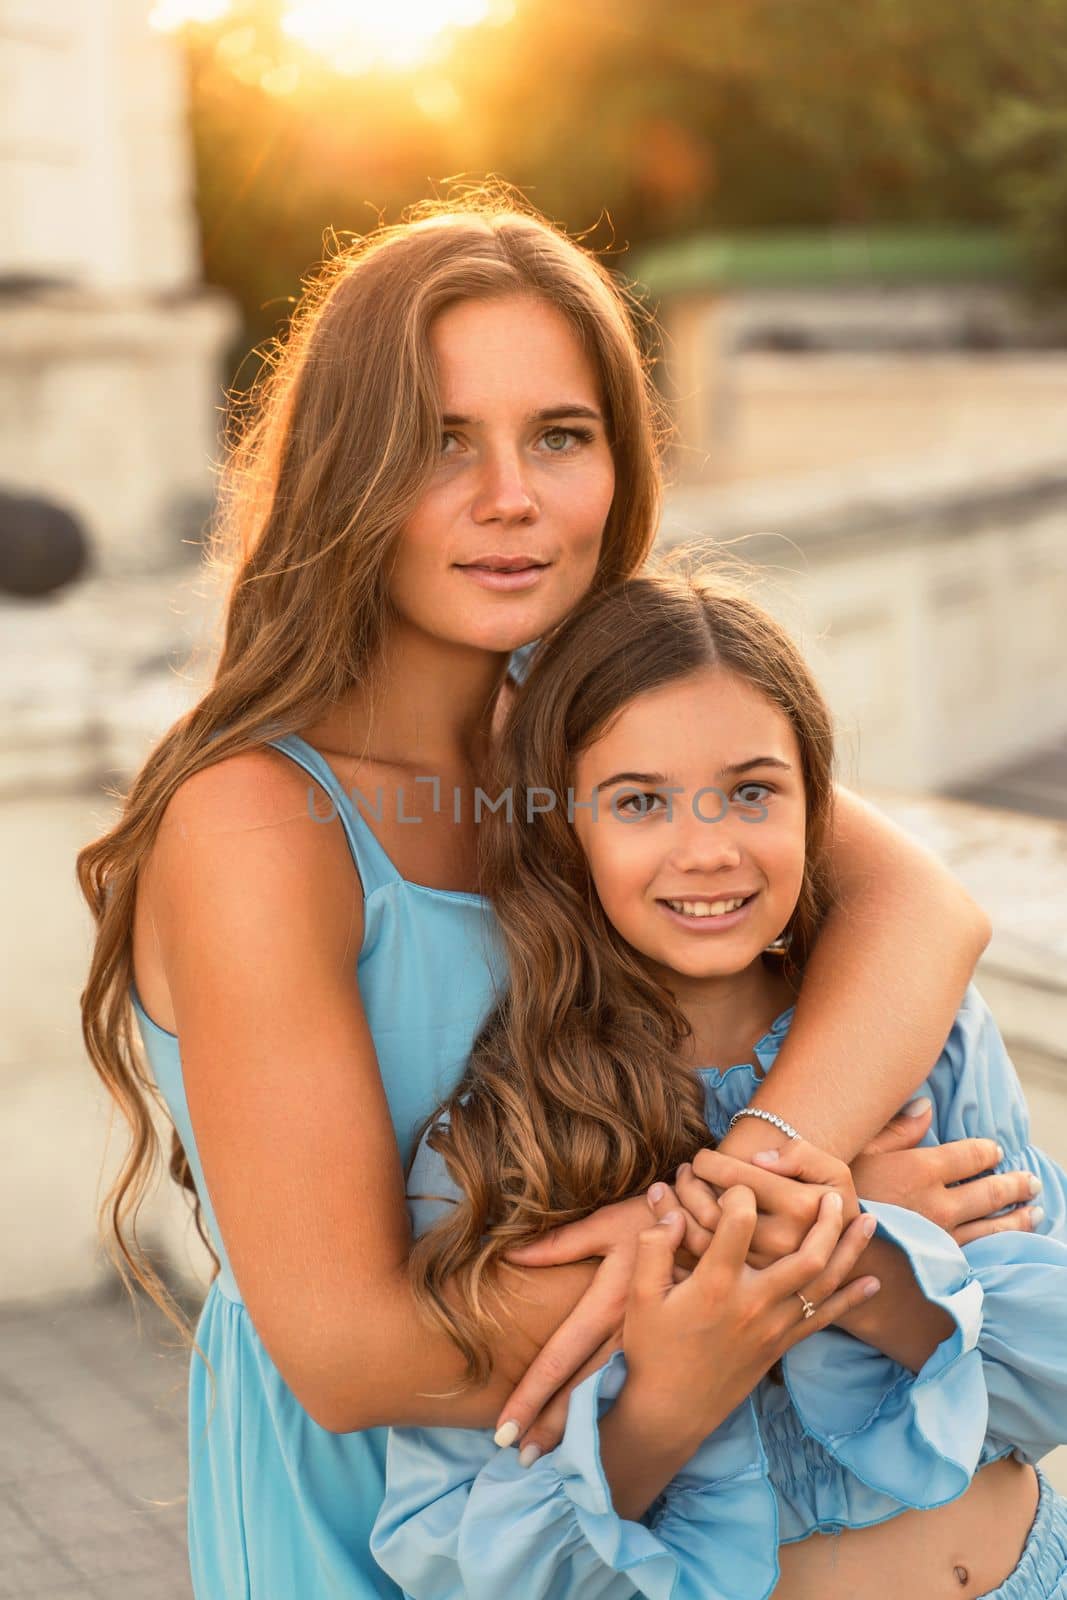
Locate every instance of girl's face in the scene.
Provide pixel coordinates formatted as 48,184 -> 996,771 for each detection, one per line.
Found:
571,667 -> 808,982
388,293 -> 615,654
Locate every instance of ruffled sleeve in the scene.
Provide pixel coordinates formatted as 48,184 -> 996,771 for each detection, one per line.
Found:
781,1198 -> 987,1508
371,1351 -> 780,1600
784,982 -> 1067,1484
920,984 -> 1067,1460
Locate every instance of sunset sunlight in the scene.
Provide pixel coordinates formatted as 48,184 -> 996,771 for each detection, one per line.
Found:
282,0 -> 494,70
150,0 -> 502,71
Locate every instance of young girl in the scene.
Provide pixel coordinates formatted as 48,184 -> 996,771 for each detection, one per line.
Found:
77,191 -> 998,1598
371,571 -> 1067,1600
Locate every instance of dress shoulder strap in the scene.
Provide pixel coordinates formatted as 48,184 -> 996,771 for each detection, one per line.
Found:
263,733 -> 400,899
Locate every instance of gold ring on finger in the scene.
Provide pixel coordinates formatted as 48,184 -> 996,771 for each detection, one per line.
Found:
795,1290 -> 816,1319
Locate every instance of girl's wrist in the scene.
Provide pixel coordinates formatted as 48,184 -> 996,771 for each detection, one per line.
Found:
599,1380 -> 710,1519
716,1117 -> 794,1163
617,1371 -> 720,1458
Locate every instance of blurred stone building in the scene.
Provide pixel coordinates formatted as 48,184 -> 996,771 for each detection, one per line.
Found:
0,0 -> 237,574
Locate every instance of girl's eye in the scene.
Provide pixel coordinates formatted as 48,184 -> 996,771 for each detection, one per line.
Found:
734,782 -> 772,805
440,430 -> 461,454
614,790 -> 665,817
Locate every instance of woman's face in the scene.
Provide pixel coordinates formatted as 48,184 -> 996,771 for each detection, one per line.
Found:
388,293 -> 616,654
570,667 -> 808,983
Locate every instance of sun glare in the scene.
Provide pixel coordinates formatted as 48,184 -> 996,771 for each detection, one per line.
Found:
282,0 -> 493,71
149,0 -> 232,28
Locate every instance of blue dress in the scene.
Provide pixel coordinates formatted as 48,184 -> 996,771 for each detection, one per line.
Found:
131,719 -> 522,1597
371,985 -> 1067,1598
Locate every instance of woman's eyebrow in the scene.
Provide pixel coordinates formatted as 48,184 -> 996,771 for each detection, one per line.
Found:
440,404 -> 604,425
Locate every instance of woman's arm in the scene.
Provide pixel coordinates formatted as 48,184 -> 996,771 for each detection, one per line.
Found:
151,751 -> 600,1433
720,784 -> 991,1164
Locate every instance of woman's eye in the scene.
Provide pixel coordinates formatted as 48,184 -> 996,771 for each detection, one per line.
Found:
615,790 -> 664,817
440,426 -> 595,458
734,782 -> 772,805
542,426 -> 594,452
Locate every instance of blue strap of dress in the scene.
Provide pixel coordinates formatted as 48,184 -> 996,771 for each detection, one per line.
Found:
264,733 -> 400,899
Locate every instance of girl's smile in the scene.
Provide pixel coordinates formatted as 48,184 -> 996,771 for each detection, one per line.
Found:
655,890 -> 761,933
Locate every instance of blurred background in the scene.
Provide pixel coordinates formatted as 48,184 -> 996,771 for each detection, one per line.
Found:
2,2 -> 1066,1594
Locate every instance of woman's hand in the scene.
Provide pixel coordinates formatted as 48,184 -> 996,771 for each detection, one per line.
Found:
848,1099 -> 1043,1245
492,1196 -> 667,1459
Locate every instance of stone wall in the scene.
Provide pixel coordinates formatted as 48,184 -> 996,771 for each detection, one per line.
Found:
659,388 -> 1067,793
0,0 -> 239,575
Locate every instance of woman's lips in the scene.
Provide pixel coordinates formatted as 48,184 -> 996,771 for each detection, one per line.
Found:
455,562 -> 549,591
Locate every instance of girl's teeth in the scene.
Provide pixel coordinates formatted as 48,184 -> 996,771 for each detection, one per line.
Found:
667,897 -> 747,918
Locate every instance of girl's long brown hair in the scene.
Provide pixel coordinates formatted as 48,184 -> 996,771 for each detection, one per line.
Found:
75,182 -> 669,1354
409,569 -> 838,1383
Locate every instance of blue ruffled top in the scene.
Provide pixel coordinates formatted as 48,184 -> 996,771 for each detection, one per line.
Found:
371,985 -> 1067,1599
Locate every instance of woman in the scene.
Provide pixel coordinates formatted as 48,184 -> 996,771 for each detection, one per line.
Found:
77,189 -> 998,1598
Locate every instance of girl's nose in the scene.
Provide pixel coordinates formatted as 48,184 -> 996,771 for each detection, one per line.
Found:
664,807 -> 744,874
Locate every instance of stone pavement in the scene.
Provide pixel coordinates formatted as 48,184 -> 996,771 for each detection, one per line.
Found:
0,1281 -> 194,1599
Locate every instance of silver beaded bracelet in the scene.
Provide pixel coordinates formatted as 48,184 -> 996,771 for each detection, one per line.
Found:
728,1106 -> 803,1142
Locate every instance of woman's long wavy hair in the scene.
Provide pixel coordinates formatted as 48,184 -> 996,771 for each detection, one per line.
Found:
409,570 -> 838,1383
75,183 -> 669,1353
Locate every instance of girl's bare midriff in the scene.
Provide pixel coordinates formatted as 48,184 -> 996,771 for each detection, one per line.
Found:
775,1457 -> 1039,1599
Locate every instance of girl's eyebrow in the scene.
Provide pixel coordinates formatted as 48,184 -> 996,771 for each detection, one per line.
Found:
440,404 -> 604,426
595,770 -> 669,792
722,756 -> 793,777
594,756 -> 792,792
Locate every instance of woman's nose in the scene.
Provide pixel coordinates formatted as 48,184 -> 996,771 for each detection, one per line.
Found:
470,447 -> 538,524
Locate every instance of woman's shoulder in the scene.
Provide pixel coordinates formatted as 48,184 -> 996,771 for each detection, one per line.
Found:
149,744 -> 363,957
161,742 -> 324,829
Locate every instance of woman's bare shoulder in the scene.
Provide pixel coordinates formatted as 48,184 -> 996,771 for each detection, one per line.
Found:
146,743 -> 361,966
157,743 -> 326,836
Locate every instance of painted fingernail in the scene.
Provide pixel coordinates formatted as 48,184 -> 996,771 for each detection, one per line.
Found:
649,1183 -> 665,1203
995,1144 -> 1004,1164
823,1191 -> 843,1211
657,1210 -> 681,1226
1028,1176 -> 1042,1197
1030,1206 -> 1045,1229
494,1420 -> 520,1448
754,1149 -> 780,1162
863,1278 -> 881,1298
862,1215 -> 877,1238
903,1097 -> 931,1117
519,1444 -> 542,1469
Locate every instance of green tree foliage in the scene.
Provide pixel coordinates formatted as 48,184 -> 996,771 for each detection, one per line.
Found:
180,0 -> 1067,377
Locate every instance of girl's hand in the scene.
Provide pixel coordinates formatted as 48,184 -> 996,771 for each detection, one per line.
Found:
622,1190 -> 879,1444
682,1140 -> 861,1268
849,1100 -> 1043,1245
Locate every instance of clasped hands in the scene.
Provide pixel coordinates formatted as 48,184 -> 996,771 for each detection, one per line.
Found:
493,1098 -> 1039,1462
